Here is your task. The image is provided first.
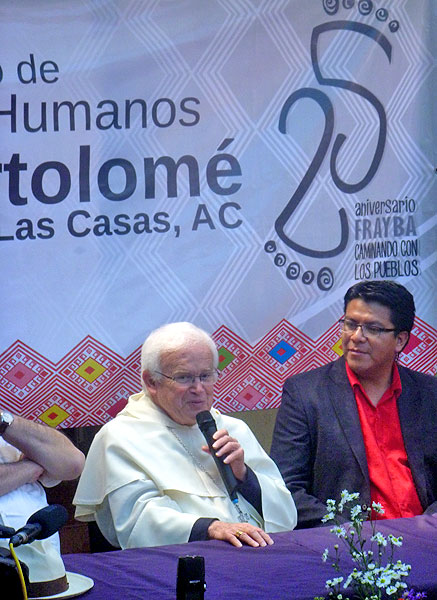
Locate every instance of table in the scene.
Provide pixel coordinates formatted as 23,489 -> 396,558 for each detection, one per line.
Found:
64,515 -> 437,600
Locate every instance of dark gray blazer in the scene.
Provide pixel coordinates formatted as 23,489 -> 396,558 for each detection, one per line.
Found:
270,357 -> 437,528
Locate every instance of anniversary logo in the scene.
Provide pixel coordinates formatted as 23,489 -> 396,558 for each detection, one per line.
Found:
264,1 -> 422,291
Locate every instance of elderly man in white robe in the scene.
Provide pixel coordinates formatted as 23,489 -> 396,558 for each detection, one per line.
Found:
74,322 -> 297,549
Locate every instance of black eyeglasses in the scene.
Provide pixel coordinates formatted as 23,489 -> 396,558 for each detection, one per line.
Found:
339,318 -> 397,338
154,370 -> 219,386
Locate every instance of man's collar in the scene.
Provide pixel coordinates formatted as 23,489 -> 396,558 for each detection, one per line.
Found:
345,361 -> 402,398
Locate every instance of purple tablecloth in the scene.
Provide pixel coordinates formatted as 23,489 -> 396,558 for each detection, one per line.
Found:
64,515 -> 437,600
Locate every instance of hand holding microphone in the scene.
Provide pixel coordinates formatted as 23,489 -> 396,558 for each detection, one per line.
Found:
208,429 -> 247,482
196,411 -> 247,502
196,411 -> 273,548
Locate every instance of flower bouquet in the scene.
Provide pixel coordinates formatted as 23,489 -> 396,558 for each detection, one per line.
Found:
314,491 -> 426,600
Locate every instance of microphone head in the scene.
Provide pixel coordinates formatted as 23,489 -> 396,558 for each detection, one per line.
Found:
196,410 -> 215,431
27,505 -> 68,540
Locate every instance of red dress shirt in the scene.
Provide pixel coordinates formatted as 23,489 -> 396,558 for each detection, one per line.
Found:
346,362 -> 423,519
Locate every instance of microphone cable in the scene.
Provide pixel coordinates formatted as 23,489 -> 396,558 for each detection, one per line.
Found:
8,541 -> 28,600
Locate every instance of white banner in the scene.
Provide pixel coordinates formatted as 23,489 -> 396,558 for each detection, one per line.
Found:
1,0 -> 436,426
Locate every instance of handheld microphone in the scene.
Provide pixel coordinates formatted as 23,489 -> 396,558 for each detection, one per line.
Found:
10,504 -> 68,548
196,411 -> 239,502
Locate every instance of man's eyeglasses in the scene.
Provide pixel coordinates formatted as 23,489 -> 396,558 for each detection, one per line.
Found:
154,370 -> 219,386
339,318 -> 397,338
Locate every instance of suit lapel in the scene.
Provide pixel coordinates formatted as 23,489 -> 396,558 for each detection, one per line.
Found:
327,359 -> 369,481
397,367 -> 427,506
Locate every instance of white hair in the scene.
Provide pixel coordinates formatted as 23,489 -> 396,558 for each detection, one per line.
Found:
140,322 -> 218,388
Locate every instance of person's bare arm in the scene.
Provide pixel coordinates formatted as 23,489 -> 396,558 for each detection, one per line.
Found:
2,415 -> 84,481
0,459 -> 44,497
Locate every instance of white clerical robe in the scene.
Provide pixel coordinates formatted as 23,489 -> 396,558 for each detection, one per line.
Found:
74,391 -> 297,548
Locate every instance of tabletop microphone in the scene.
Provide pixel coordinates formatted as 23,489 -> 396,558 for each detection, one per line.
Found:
196,410 -> 239,502
176,555 -> 205,600
10,504 -> 68,548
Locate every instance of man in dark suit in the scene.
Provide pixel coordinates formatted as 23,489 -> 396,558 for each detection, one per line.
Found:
270,280 -> 437,528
